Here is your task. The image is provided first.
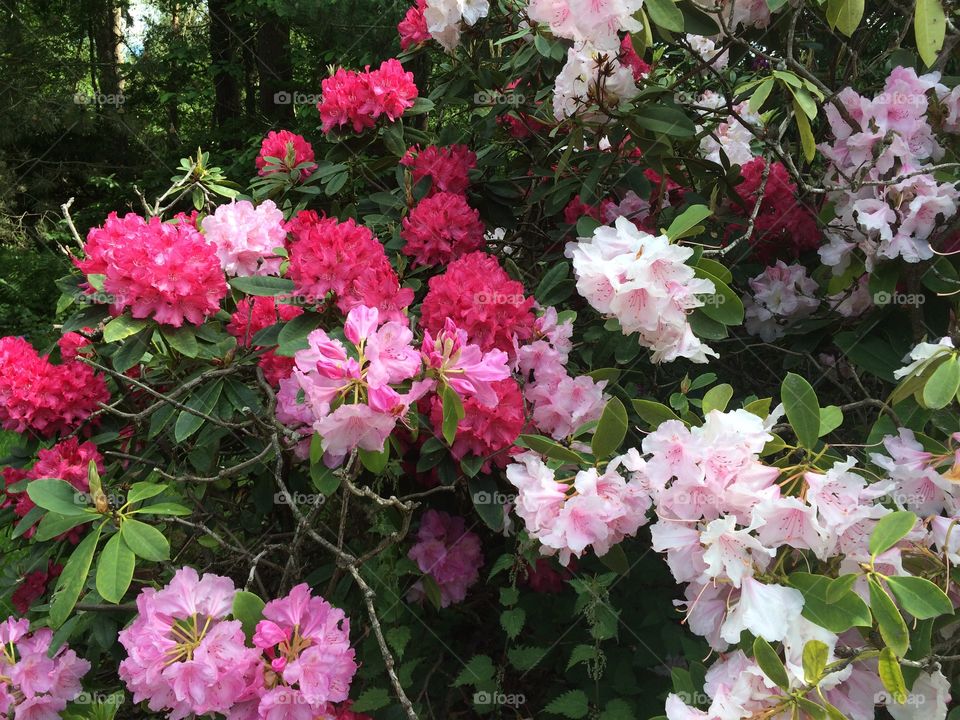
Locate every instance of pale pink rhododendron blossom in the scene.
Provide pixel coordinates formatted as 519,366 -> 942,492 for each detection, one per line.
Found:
819,67 -> 960,273
871,428 -> 958,515
0,617 -> 90,720
893,336 -> 955,380
566,216 -> 717,363
506,451 -> 652,565
694,92 -> 760,167
318,59 -> 418,134
686,34 -> 728,69
277,305 -> 427,466
552,41 -> 639,121
401,191 -> 486,266
118,568 -> 262,720
0,336 -> 109,437
527,0 -> 643,49
742,261 -> 820,342
201,199 -> 287,276
244,584 -> 358,716
77,212 -> 228,327
421,318 -> 510,406
256,130 -> 316,177
286,211 -> 413,323
408,510 -> 483,606
422,0 -> 489,50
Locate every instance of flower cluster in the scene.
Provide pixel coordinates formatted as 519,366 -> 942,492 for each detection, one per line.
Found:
78,212 -> 227,327
819,67 -> 960,273
2,438 -> 103,540
743,261 -> 820,341
553,42 -> 639,121
227,297 -> 304,385
256,130 -> 316,178
420,319 -> 511,406
286,211 -> 413,323
400,144 -> 477,195
729,158 -> 821,262
277,305 -> 427,466
686,34 -> 728,69
422,0 -> 489,50
695,92 -> 759,168
0,336 -> 108,437
527,0 -> 643,49
201,200 -> 287,276
318,59 -> 418,135
398,0 -> 431,49
11,563 -> 61,615
408,510 -> 483,606
420,251 -> 536,357
0,617 -> 90,719
565,216 -> 717,363
401,191 -> 485,266
506,451 -> 652,565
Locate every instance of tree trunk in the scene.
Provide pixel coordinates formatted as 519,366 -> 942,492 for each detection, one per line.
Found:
208,0 -> 242,128
91,0 -> 122,98
256,17 -> 293,122
166,1 -> 181,142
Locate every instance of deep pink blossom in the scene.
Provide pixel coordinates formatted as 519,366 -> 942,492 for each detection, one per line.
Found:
400,144 -> 477,195
319,60 -> 418,135
256,130 -> 316,178
402,192 -> 486,267
408,510 -> 483,607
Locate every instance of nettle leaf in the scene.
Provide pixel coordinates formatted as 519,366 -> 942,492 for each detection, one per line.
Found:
508,645 -> 548,671
869,511 -> 917,556
500,607 -> 526,639
869,578 -> 909,657
781,373 -> 821,449
592,397 -> 628,458
544,689 -> 589,718
350,687 -> 391,713
885,576 -> 954,620
453,655 -> 495,687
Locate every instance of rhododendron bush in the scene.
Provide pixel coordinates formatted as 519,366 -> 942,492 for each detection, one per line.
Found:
3,0 -> 960,718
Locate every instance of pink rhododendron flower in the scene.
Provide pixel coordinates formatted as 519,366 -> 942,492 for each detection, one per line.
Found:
565,216 -> 717,363
401,192 -> 486,266
256,130 -> 316,178
619,33 -> 651,80
743,261 -> 820,341
421,318 -> 510,406
250,584 -> 357,712
0,618 -> 89,719
527,0 -> 643,49
227,297 -> 304,385
77,212 -> 227,327
118,568 -> 262,720
201,200 -> 287,276
398,0 -> 431,49
286,211 -> 413,323
422,0 -> 489,50
871,428 -> 958,515
318,60 -> 418,134
11,563 -> 62,615
0,336 -> 109,437
400,144 -> 477,195
420,251 -> 535,357
553,41 -> 639,121
408,510 -> 482,606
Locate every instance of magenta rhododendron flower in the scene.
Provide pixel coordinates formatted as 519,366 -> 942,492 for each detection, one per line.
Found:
201,199 -> 288,276
401,192 -> 486,267
400,144 -> 477,195
256,130 -> 315,177
318,59 -> 418,135
421,318 -> 510,406
408,510 -> 482,606
398,0 -> 431,49
77,212 -> 228,327
0,336 -> 109,437
227,297 -> 304,385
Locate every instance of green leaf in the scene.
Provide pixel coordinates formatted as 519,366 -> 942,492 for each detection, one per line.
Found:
120,518 -> 170,561
441,385 -> 465,446
632,106 -> 697,137
567,644 -> 599,670
470,476 -> 506,532
232,590 -> 266,640
96,532 -> 136,603
599,544 -> 630,575
788,572 -> 872,632
161,326 -> 199,357
453,655 -> 495,687
35,512 -> 97,542
666,204 -> 711,241
103,315 -> 150,343
802,639 -> 830,684
501,608 -> 526,639
702,384 -> 733,414
749,77 -> 775,113
869,578 -> 909,656
592,397 -> 628,458
126,482 -> 167,506
878,647 -> 908,703
350,687 -> 391,713
544,689 -> 589,718
600,699 -> 636,720
885,576 -> 954,620
632,399 -> 684,428
819,405 -> 844,436
693,266 -> 744,326
915,0 -> 946,67
132,502 -> 191,516
173,380 -> 223,442
517,434 -> 588,464
826,574 -> 858,603
782,373 -> 821,449
645,0 -> 685,31
27,479 -> 89,515
49,522 -> 104,627
752,637 -> 790,690
358,445 -> 390,474
827,0 -> 865,35
793,98 -> 817,162
277,312 -> 322,356
922,356 -> 960,409
870,511 -> 917,556
508,645 -> 548,671
228,276 -> 295,296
